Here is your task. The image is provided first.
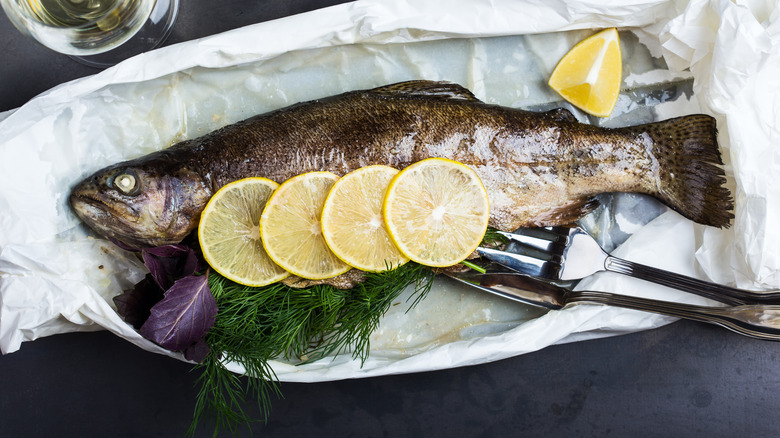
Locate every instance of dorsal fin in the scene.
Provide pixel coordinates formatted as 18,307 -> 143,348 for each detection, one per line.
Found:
369,80 -> 481,102
544,108 -> 578,123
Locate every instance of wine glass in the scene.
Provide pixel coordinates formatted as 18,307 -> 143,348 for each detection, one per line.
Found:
0,0 -> 179,67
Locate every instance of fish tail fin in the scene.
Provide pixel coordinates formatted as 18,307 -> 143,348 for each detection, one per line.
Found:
630,114 -> 734,227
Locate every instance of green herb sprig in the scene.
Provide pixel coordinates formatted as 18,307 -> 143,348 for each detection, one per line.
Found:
481,226 -> 509,247
188,262 -> 434,436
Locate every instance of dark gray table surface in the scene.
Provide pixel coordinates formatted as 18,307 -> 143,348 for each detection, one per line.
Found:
1,1 -> 778,437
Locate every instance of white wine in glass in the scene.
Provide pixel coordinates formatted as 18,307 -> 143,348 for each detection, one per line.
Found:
1,0 -> 178,67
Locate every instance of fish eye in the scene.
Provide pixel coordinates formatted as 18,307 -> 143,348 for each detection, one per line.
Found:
110,171 -> 140,196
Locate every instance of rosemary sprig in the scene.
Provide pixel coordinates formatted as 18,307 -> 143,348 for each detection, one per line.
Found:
188,262 -> 434,436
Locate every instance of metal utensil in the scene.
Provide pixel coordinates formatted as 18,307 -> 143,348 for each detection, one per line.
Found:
476,226 -> 780,306
444,269 -> 780,341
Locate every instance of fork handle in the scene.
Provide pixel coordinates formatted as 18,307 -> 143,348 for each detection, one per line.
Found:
568,290 -> 780,341
604,255 -> 780,306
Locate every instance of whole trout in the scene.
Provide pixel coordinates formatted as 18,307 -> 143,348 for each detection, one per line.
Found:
70,80 -> 733,248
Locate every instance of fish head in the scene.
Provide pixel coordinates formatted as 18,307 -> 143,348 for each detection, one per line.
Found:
69,154 -> 212,248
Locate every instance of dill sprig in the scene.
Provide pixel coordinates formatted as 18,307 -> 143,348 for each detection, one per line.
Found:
186,228 -> 500,436
481,226 -> 508,247
187,262 -> 434,436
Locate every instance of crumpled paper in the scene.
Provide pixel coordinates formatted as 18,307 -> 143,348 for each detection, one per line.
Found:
1,0 -> 779,382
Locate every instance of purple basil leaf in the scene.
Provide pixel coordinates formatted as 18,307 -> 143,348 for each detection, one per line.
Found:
142,244 -> 201,290
143,244 -> 191,258
183,339 -> 211,363
142,251 -> 176,290
180,248 -> 201,277
140,274 -> 217,352
113,274 -> 165,329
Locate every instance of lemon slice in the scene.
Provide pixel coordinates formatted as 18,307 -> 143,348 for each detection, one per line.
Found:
548,28 -> 622,117
198,177 -> 289,287
383,158 -> 489,267
321,165 -> 409,272
260,171 -> 351,280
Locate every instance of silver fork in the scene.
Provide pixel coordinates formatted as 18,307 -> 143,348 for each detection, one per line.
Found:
444,269 -> 780,341
477,226 -> 780,306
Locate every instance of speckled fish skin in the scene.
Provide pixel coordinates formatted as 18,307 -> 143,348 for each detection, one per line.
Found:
69,80 -> 733,248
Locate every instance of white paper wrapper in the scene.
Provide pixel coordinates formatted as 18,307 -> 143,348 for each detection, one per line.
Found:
1,0 -> 779,382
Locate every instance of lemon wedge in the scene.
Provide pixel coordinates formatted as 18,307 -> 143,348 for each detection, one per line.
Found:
383,158 -> 489,267
260,171 -> 351,280
321,165 -> 409,272
548,28 -> 622,117
198,177 -> 289,287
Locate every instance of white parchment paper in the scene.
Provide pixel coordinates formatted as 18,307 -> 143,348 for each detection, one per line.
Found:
1,0 -> 779,382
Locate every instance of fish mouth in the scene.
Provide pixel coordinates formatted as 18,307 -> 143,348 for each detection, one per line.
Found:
69,192 -> 147,247
70,192 -> 137,223
71,193 -> 114,214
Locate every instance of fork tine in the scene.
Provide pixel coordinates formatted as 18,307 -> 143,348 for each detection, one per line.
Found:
498,226 -> 571,252
508,226 -> 566,240
476,246 -> 562,279
505,241 -> 561,262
